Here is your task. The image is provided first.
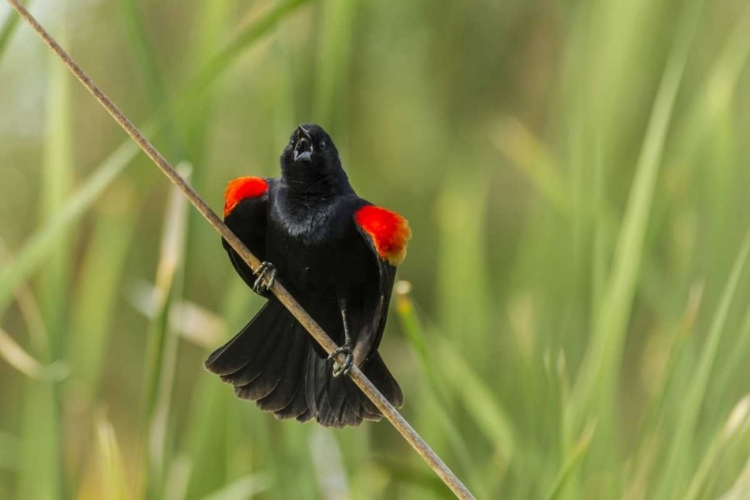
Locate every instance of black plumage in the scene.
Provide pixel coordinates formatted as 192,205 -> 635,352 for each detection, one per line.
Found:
205,124 -> 409,427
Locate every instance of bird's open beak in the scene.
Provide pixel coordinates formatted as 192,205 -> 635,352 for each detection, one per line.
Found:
293,126 -> 313,163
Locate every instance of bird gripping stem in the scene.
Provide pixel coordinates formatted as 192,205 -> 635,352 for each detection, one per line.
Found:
4,2 -> 476,498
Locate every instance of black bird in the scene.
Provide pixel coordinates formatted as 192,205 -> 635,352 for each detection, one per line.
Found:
205,124 -> 410,427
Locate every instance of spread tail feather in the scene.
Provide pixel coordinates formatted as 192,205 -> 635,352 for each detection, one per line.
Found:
305,350 -> 403,428
205,301 -> 403,427
204,300 -> 310,420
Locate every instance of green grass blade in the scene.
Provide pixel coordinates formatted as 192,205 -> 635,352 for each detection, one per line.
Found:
182,377 -> 235,500
435,171 -> 492,368
181,0 -> 230,166
671,1 -> 750,164
16,20 -> 75,499
0,326 -> 66,380
394,283 -> 444,391
714,303 -> 750,401
143,165 -> 192,499
397,287 -> 516,461
190,0 -> 315,95
117,0 -> 169,110
568,0 -> 705,430
180,1 -> 231,322
95,414 -> 130,500
717,459 -> 750,500
118,0 -> 186,158
17,379 -> 61,499
654,231 -> 750,499
491,117 -> 571,216
543,423 -> 596,500
683,395 -> 750,500
201,474 -> 272,500
0,0 -> 29,63
313,0 -> 356,129
0,241 -> 49,354
68,182 -> 138,399
395,284 -> 493,498
163,455 -> 192,500
637,285 -> 703,449
435,335 -> 517,461
397,283 -> 527,496
38,11 -> 73,359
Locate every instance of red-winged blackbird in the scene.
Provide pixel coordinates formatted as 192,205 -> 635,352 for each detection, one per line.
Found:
205,124 -> 411,427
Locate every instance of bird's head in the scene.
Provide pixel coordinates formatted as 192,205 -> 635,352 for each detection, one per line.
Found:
280,124 -> 347,190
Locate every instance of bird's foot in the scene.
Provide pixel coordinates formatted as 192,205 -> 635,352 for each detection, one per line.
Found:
328,343 -> 353,377
252,262 -> 276,295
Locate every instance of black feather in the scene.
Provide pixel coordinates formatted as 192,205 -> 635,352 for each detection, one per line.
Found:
205,302 -> 278,376
235,313 -> 296,400
221,312 -> 283,387
365,352 -> 404,408
207,124 -> 407,428
257,325 -> 307,412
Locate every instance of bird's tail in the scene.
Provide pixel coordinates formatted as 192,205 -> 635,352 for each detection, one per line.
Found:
305,349 -> 403,427
204,300 -> 404,427
204,300 -> 311,422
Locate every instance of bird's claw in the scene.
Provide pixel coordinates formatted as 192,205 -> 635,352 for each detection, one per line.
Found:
328,343 -> 353,377
252,262 -> 276,295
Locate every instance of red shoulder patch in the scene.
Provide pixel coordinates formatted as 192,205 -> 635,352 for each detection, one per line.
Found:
224,177 -> 268,217
355,205 -> 412,265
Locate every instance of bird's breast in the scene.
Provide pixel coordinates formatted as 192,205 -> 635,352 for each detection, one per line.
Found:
267,201 -> 352,293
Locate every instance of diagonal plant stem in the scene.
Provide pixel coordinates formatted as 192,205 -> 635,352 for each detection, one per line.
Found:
4,1 -> 476,499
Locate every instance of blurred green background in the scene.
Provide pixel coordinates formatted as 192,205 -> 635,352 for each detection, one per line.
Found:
2,0 -> 750,498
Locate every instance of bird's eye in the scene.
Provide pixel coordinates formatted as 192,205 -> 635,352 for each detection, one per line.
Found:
319,141 -> 326,150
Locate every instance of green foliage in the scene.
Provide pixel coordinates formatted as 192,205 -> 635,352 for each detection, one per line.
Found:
2,0 -> 750,498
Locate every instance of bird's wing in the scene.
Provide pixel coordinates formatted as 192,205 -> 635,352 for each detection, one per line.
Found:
352,204 -> 412,365
222,176 -> 272,288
